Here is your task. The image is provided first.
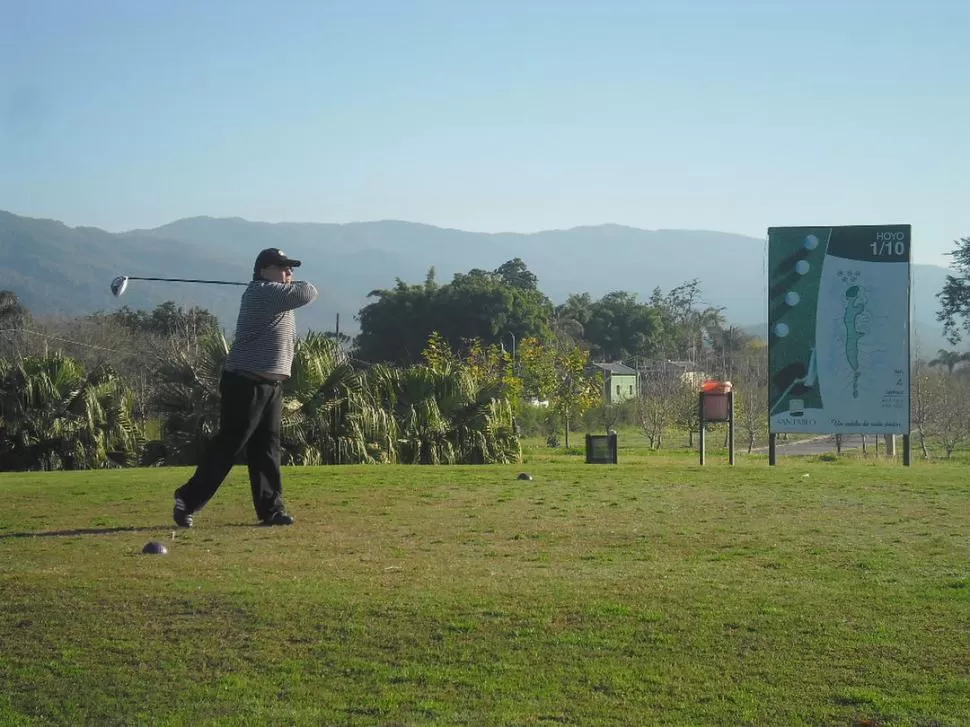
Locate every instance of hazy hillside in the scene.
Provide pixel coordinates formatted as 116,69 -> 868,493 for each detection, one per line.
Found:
0,211 -> 342,333
0,210 -> 957,351
136,218 -> 772,324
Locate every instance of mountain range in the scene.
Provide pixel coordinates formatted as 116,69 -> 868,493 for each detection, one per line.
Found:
0,209 -> 956,354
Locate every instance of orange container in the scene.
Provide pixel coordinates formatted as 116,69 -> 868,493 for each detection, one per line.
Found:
701,379 -> 732,394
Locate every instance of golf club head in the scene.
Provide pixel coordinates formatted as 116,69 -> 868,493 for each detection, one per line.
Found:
142,540 -> 168,555
110,276 -> 129,297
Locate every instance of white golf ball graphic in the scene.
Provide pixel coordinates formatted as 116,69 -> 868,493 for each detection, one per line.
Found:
804,235 -> 819,250
795,260 -> 810,275
774,322 -> 790,337
784,291 -> 800,306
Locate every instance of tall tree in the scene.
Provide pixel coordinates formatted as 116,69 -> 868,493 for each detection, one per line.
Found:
910,357 -> 934,459
584,291 -> 663,361
354,261 -> 552,365
494,257 -> 539,290
0,290 -> 27,329
518,337 -> 601,448
553,293 -> 592,343
731,339 -> 769,453
0,290 -> 29,358
922,372 -> 970,458
928,348 -> 970,375
710,325 -> 755,380
441,267 -> 552,348
937,235 -> 970,343
355,272 -> 440,365
648,280 -> 704,359
636,364 -> 684,450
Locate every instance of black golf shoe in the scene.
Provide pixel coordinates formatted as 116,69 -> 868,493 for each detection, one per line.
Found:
173,496 -> 194,528
260,511 -> 295,526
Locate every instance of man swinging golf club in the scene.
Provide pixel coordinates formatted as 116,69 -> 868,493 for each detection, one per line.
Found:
173,248 -> 318,528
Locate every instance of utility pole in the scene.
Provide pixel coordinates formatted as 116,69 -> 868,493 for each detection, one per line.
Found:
504,332 -> 517,373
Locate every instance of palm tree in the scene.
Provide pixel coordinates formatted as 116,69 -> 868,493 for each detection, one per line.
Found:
552,294 -> 590,344
386,364 -> 456,464
147,333 -> 228,465
0,290 -> 29,358
0,290 -> 27,328
148,329 -> 521,467
368,356 -> 519,465
710,325 -> 752,378
0,353 -> 142,471
283,333 -> 396,464
928,349 -> 970,375
692,306 -> 726,360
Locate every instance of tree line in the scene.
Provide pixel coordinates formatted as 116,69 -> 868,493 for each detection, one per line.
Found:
355,258 -> 753,365
4,237 -> 970,471
0,257 -> 739,471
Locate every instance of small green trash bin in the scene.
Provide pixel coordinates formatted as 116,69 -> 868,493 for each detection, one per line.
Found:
585,433 -> 618,464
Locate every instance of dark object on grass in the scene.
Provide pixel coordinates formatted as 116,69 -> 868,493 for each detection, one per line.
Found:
516,472 -> 533,481
142,541 -> 168,555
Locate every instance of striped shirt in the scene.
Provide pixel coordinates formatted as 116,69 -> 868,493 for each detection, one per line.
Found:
224,280 -> 319,378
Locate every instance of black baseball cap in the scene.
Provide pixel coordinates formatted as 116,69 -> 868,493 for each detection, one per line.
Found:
254,248 -> 302,274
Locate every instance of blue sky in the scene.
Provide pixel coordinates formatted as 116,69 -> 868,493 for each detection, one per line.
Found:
1,0 -> 967,265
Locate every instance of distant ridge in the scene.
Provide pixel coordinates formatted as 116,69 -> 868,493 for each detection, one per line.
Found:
0,209 -> 955,351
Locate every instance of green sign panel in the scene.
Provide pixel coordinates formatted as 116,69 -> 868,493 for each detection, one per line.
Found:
767,225 -> 911,434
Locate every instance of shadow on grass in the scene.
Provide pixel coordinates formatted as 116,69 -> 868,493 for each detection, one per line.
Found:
0,525 -> 173,540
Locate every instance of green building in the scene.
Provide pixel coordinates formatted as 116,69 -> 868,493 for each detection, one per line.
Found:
588,362 -> 639,404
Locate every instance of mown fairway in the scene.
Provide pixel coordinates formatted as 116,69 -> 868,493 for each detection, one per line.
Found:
1,457 -> 968,726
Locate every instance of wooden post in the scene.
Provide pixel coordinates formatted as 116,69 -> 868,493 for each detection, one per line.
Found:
698,393 -> 705,466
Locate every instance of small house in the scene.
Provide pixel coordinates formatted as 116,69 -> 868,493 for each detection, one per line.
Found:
588,362 -> 639,404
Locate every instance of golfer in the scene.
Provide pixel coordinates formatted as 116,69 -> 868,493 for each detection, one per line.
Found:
173,248 -> 318,527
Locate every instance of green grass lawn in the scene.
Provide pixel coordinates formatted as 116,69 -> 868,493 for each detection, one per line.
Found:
1,457 -> 968,726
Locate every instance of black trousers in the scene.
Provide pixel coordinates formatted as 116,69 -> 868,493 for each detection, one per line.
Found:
176,370 -> 284,520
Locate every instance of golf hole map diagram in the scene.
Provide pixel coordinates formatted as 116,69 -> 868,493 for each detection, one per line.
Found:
768,225 -> 911,435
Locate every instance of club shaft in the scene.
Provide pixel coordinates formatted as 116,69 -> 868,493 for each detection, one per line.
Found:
125,276 -> 246,286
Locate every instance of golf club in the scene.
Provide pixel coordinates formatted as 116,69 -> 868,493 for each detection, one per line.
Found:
110,275 -> 247,297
